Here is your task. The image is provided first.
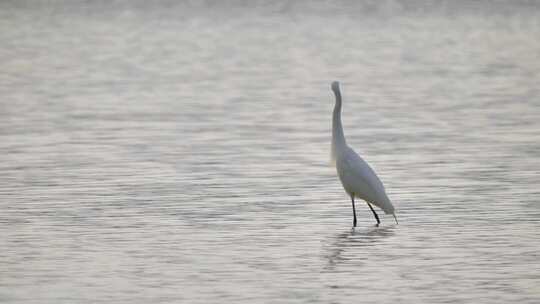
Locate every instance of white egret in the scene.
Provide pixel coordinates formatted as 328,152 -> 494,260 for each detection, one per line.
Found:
331,81 -> 398,227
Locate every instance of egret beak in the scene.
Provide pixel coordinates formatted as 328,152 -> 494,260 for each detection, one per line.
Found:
393,213 -> 399,225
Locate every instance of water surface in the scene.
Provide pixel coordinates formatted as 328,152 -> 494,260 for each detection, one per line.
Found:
1,1 -> 540,303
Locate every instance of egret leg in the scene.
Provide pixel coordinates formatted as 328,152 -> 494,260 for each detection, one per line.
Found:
367,203 -> 380,226
392,213 -> 399,225
350,195 -> 357,227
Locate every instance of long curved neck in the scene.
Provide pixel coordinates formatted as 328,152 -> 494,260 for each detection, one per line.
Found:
332,89 -> 347,156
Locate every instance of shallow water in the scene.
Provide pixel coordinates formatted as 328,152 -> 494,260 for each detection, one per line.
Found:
1,1 -> 540,303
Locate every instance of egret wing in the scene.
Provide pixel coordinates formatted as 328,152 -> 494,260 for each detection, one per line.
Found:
339,147 -> 394,213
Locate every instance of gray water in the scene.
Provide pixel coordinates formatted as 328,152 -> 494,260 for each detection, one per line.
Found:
1,1 -> 540,303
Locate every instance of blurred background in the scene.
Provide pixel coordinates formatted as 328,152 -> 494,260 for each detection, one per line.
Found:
1,1 -> 539,303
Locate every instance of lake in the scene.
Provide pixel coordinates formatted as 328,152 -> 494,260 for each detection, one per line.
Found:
1,1 -> 539,303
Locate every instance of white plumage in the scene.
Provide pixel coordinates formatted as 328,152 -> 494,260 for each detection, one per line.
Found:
331,81 -> 397,226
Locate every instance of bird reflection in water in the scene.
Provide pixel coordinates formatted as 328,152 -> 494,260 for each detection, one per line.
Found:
324,226 -> 395,270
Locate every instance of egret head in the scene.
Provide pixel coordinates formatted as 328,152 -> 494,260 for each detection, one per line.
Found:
331,81 -> 340,94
